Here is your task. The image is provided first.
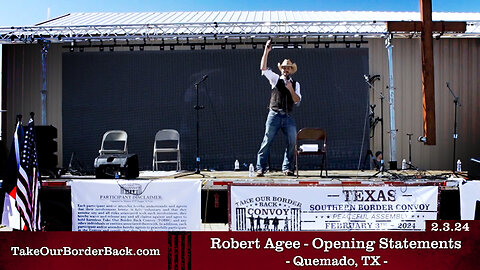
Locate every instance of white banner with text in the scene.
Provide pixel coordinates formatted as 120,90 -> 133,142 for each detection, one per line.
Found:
71,179 -> 201,231
230,185 -> 438,231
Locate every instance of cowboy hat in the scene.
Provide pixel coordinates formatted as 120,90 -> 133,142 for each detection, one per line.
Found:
277,59 -> 297,74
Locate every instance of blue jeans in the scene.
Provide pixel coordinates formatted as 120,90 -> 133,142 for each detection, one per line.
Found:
256,110 -> 297,172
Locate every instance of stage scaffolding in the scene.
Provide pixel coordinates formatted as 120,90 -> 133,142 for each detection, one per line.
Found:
1,20 -> 480,45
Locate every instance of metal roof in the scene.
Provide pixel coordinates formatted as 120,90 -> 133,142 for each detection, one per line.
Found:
33,11 -> 480,25
1,11 -> 479,44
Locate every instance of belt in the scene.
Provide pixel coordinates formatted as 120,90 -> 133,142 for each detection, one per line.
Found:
270,108 -> 288,115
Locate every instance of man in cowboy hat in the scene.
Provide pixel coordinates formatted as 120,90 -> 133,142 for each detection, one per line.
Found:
255,39 -> 302,177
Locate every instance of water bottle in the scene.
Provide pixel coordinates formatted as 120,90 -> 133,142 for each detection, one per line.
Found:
115,171 -> 120,179
234,160 -> 240,171
456,159 -> 462,172
401,159 -> 407,170
249,163 -> 255,177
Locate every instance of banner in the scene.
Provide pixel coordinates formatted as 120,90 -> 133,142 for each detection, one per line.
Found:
0,221 -> 479,270
230,185 -> 438,231
71,179 -> 201,231
460,181 -> 480,220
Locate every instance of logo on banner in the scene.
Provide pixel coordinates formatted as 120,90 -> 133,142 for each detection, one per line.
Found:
120,183 -> 143,195
234,196 -> 302,231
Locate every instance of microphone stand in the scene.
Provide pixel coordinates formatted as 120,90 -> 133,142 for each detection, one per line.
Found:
193,78 -> 204,175
366,77 -> 399,179
175,75 -> 213,179
364,75 -> 386,175
376,85 -> 385,170
446,82 -> 461,173
405,133 -> 419,170
361,103 -> 379,170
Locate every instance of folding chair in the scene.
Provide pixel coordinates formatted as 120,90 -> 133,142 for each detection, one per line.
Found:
294,128 -> 327,177
95,130 -> 138,179
153,129 -> 181,171
98,130 -> 128,155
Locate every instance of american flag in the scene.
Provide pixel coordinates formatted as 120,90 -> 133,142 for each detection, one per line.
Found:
1,115 -> 41,231
16,117 -> 42,231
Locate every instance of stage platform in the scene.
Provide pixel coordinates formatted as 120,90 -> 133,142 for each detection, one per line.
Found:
43,169 -> 465,190
36,169 -> 464,230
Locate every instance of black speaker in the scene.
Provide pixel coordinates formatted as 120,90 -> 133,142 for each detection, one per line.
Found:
389,161 -> 398,170
40,186 -> 72,231
94,153 -> 139,179
34,125 -> 58,175
438,189 -> 460,220
468,158 -> 480,180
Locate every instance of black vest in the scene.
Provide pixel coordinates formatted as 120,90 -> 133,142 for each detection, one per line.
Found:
269,78 -> 296,113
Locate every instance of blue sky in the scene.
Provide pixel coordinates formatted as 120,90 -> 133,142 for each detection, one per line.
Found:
1,0 -> 480,27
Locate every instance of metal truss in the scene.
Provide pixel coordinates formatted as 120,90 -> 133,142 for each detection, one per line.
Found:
1,20 -> 480,44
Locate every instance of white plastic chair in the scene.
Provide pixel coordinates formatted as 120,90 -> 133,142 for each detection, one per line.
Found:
99,130 -> 128,155
153,129 -> 181,171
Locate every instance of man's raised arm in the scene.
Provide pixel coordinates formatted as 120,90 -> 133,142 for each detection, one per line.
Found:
260,40 -> 272,71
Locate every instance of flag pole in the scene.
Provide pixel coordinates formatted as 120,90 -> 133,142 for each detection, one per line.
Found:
16,114 -> 22,231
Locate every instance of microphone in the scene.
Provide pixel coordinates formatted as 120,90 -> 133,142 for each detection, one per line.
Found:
446,81 -> 462,107
196,75 -> 208,85
365,74 -> 380,83
417,136 -> 427,143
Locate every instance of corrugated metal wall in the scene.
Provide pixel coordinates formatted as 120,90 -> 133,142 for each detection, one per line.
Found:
368,38 -> 480,170
3,43 -> 63,166
3,38 -> 479,170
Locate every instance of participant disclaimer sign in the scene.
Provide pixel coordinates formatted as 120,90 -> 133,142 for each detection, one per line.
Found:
71,179 -> 201,231
230,185 -> 438,231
